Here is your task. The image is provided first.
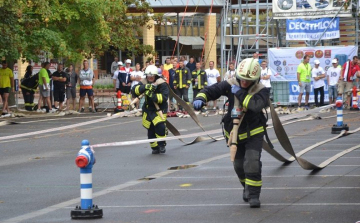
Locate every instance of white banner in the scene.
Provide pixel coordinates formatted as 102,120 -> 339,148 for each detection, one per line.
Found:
268,46 -> 357,81
273,0 -> 353,19
286,17 -> 340,40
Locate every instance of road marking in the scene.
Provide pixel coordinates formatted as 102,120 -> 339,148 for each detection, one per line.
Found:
162,175 -> 360,179
0,120 -> 141,144
103,187 -> 360,192
64,203 -> 360,208
179,184 -> 192,187
1,153 -> 228,223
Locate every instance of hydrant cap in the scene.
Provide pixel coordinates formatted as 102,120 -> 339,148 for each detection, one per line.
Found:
75,156 -> 89,168
81,140 -> 90,146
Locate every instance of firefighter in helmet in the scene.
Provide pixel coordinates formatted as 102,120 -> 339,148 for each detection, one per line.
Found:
193,58 -> 269,208
132,65 -> 169,154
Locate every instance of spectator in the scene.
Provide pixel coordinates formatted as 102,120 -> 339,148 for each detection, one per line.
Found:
173,60 -> 191,110
118,59 -> 133,94
24,65 -> 33,79
65,64 -> 78,110
180,56 -> 188,65
312,60 -> 326,107
224,62 -> 236,80
113,61 -> 123,92
339,56 -> 360,108
205,61 -> 221,109
142,61 -> 149,72
168,61 -> 177,102
253,52 -> 262,64
297,55 -> 311,109
130,63 -> 145,109
52,64 -> 68,110
191,61 -> 207,101
327,59 -> 341,105
163,57 -> 172,71
260,61 -> 272,94
111,57 -> 119,77
37,62 -> 54,113
78,60 -> 96,113
0,60 -> 14,115
186,56 -> 196,72
160,64 -> 169,84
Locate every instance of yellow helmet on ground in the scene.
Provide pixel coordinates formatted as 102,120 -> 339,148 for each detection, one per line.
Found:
144,65 -> 159,76
235,58 -> 261,81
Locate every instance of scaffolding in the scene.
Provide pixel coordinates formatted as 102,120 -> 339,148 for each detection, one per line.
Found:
220,0 -> 360,75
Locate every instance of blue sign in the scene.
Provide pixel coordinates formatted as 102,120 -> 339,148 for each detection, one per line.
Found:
286,17 -> 339,40
288,81 -> 329,103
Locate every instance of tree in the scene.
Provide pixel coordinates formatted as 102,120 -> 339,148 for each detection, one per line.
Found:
0,0 -> 154,63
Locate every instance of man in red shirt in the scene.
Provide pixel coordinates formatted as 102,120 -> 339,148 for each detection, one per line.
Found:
339,56 -> 360,108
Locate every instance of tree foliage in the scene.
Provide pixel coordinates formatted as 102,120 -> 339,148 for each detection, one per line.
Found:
0,0 -> 154,62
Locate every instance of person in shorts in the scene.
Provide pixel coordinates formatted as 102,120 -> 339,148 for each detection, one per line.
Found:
0,60 -> 14,115
66,64 -> 78,110
297,55 -> 312,109
78,60 -> 96,113
37,62 -> 55,113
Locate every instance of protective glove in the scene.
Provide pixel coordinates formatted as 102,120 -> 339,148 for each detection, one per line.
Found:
145,89 -> 153,98
193,100 -> 205,111
145,84 -> 156,92
231,85 -> 241,94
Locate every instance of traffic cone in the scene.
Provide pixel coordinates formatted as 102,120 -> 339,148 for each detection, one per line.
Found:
114,90 -> 124,113
350,86 -> 359,110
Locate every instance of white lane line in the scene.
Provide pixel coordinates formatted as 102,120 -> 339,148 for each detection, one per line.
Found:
102,187 -> 360,192
63,203 -> 360,208
17,116 -> 103,124
0,119 -> 141,144
1,153 -> 228,223
162,175 -> 360,178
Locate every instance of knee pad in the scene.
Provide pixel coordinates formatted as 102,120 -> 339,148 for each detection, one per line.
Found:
233,158 -> 245,179
244,150 -> 261,173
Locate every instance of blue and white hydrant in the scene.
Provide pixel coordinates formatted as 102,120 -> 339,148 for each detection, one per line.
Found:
331,96 -> 349,134
71,140 -> 103,219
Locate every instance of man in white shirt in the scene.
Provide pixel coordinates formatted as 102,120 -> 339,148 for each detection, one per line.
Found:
260,60 -> 272,92
113,61 -> 123,92
205,61 -> 221,109
224,62 -> 236,80
312,59 -> 326,107
111,57 -> 119,77
130,63 -> 145,109
327,59 -> 341,104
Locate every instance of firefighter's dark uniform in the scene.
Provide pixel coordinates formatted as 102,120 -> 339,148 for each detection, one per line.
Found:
191,69 -> 207,101
132,78 -> 169,152
20,73 -> 39,111
194,79 -> 269,200
173,66 -> 191,106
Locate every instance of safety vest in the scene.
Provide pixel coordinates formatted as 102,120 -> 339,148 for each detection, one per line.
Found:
191,69 -> 208,89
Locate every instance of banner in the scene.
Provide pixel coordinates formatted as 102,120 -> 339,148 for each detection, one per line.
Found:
286,17 -> 340,40
288,81 -> 329,103
268,46 -> 357,81
273,0 -> 353,19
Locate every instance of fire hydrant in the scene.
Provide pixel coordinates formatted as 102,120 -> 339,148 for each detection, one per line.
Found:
71,140 -> 103,219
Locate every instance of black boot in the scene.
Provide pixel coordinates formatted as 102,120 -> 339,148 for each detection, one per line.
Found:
249,197 -> 261,208
243,184 -> 249,202
159,145 -> 166,154
152,147 -> 160,154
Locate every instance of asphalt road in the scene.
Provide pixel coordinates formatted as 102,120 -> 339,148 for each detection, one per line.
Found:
0,109 -> 359,223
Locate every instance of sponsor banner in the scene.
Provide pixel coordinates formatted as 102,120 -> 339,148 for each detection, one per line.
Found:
289,81 -> 329,103
286,17 -> 339,40
273,0 -> 353,19
268,46 -> 357,81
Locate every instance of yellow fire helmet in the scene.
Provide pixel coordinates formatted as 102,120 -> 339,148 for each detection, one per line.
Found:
235,58 -> 261,81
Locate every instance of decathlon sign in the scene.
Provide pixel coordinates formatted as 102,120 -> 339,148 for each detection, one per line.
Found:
273,0 -> 353,19
286,18 -> 339,40
289,81 -> 329,103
